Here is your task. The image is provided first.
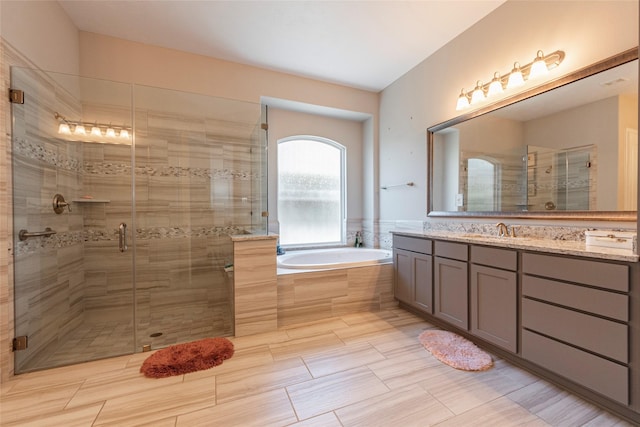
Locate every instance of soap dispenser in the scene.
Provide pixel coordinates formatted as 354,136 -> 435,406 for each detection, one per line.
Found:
354,231 -> 363,248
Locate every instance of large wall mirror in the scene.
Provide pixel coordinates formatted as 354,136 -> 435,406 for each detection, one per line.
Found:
428,48 -> 638,220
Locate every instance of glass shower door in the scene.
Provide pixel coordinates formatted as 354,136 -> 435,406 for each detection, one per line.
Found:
132,85 -> 261,351
11,69 -> 266,372
11,67 -> 134,373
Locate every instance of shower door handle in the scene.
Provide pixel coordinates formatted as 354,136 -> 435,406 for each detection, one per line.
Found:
118,223 -> 128,252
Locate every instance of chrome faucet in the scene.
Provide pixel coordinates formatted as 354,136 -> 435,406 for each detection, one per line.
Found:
496,222 -> 520,237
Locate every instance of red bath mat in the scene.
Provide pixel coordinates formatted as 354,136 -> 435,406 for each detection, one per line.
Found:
140,337 -> 234,378
419,330 -> 493,371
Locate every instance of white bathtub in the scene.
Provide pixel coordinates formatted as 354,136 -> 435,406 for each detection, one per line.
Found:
277,247 -> 392,270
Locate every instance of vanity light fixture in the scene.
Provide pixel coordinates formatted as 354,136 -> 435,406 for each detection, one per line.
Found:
470,81 -> 486,105
456,88 -> 470,110
74,124 -> 86,135
528,50 -> 549,79
506,62 -> 525,89
55,112 -> 131,140
54,112 -> 72,134
487,72 -> 504,96
455,49 -> 565,110
58,122 -> 71,135
91,122 -> 102,136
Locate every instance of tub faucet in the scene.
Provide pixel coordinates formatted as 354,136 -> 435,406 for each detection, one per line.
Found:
496,222 -> 509,237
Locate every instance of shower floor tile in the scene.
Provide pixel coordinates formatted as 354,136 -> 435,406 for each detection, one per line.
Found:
18,304 -> 232,372
19,321 -> 136,372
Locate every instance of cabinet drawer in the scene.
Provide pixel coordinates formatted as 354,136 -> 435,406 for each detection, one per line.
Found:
434,241 -> 468,261
522,298 -> 627,363
523,275 -> 628,322
393,235 -> 432,254
522,253 -> 628,292
522,330 -> 628,405
471,246 -> 516,271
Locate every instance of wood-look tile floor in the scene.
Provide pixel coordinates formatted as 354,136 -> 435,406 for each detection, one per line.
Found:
0,308 -> 633,426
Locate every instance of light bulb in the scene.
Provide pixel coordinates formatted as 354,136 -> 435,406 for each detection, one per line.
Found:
106,127 -> 116,138
529,50 -> 548,79
456,89 -> 470,110
74,124 -> 86,135
119,128 -> 129,139
91,125 -> 102,136
470,81 -> 485,104
58,123 -> 71,134
506,62 -> 525,89
487,72 -> 504,96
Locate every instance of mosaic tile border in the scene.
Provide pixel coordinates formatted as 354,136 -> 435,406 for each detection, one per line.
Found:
13,136 -> 82,171
14,136 -> 258,180
14,226 -> 247,256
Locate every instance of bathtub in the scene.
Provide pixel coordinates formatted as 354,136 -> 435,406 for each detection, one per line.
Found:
277,247 -> 396,326
277,247 -> 392,270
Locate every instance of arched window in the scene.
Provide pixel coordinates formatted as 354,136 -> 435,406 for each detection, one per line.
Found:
466,157 -> 499,211
277,136 -> 345,246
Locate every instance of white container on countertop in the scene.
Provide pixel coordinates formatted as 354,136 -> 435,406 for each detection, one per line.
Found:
585,230 -> 637,251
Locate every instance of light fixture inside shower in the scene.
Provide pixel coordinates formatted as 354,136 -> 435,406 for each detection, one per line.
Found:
456,49 -> 565,111
54,112 -> 131,140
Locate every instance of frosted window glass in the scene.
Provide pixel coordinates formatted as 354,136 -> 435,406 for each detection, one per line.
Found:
278,138 -> 344,246
467,158 -> 496,211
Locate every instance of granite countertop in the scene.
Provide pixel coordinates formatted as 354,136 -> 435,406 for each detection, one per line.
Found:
392,230 -> 639,263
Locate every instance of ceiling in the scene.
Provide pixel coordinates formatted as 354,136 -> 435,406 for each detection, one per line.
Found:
58,0 -> 506,92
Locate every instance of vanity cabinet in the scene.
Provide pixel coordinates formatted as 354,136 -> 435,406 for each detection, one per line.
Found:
393,235 -> 433,312
470,246 -> 517,352
392,232 -> 640,423
521,252 -> 630,405
434,241 -> 468,329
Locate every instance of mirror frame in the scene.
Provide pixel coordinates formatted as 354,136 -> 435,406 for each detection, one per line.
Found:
427,47 -> 639,221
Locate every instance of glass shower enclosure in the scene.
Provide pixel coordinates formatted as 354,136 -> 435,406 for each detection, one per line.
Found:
10,67 -> 267,373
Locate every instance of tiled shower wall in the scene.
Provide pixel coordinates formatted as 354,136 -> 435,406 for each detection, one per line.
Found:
10,65 -> 263,372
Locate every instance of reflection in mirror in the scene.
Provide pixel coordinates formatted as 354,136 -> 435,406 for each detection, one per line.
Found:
466,157 -> 497,210
527,144 -> 596,211
429,49 -> 638,219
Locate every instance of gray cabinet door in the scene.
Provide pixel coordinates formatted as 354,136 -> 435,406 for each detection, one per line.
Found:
394,249 -> 414,304
434,257 -> 468,329
470,264 -> 517,352
414,253 -> 433,313
394,249 -> 433,312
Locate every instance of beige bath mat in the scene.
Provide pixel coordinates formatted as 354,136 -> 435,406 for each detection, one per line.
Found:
419,330 -> 493,371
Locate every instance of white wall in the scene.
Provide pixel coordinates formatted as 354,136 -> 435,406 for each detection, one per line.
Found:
379,0 -> 639,221
0,0 -> 79,74
77,32 -> 379,115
